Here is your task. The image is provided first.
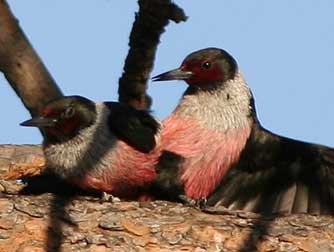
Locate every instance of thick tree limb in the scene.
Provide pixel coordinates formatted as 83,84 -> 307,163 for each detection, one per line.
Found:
118,0 -> 187,109
0,144 -> 45,180
1,145 -> 334,251
0,193 -> 333,252
0,0 -> 62,116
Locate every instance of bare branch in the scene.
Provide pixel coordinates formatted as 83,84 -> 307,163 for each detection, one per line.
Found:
0,0 -> 62,116
118,0 -> 187,109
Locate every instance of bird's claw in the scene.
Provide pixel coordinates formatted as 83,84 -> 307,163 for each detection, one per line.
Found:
100,192 -> 121,203
179,194 -> 207,209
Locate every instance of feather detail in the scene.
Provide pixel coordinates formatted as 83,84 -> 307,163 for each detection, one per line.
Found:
72,140 -> 159,198
275,183 -> 296,214
153,48 -> 334,215
44,103 -> 160,198
207,125 -> 334,215
160,114 -> 251,199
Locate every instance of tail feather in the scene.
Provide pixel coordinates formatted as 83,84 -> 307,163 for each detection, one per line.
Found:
270,193 -> 282,213
276,183 -> 298,214
242,195 -> 261,212
308,189 -> 321,214
291,183 -> 308,213
253,190 -> 282,214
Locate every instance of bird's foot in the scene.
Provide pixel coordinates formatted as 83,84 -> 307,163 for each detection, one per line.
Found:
179,194 -> 207,209
100,192 -> 121,203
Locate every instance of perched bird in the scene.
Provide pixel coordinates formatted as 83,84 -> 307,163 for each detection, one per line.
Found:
21,95 -> 160,199
152,47 -> 334,214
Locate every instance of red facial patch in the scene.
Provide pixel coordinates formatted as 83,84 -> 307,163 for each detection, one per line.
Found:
41,106 -> 57,117
181,59 -> 224,86
41,106 -> 81,137
59,114 -> 81,135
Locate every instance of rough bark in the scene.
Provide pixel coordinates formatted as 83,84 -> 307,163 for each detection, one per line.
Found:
0,145 -> 44,181
1,145 -> 334,252
118,0 -> 187,109
0,192 -> 334,252
0,0 -> 63,116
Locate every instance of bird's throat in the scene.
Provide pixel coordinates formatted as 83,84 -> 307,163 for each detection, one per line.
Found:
174,72 -> 253,132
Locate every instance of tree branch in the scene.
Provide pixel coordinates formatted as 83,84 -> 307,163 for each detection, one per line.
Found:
118,0 -> 187,109
0,193 -> 333,252
1,144 -> 333,251
0,0 -> 62,116
0,144 -> 44,180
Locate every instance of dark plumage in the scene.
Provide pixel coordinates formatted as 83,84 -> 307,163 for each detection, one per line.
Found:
208,124 -> 334,214
152,47 -> 334,214
106,102 -> 159,153
21,95 -> 160,199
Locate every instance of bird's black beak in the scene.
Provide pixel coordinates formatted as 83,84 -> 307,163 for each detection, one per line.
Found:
152,68 -> 193,81
20,116 -> 58,128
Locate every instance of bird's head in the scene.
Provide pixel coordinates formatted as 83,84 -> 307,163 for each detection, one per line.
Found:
152,48 -> 238,87
20,96 -> 97,142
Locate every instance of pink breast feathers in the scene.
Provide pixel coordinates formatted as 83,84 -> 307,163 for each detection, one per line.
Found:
70,141 -> 159,199
160,114 -> 251,199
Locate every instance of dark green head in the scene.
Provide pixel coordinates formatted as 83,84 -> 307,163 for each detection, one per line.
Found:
21,95 -> 96,142
152,48 -> 238,86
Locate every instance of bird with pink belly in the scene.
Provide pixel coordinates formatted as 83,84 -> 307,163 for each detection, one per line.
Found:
21,95 -> 160,200
152,47 -> 334,214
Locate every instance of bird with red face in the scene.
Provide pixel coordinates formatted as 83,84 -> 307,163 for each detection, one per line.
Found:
21,96 -> 160,199
152,47 -> 334,214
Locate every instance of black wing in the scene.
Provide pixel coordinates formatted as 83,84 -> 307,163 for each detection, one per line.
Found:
149,150 -> 185,201
207,126 -> 334,215
106,102 -> 160,153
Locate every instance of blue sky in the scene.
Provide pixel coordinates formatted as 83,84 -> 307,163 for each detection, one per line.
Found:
2,1 -> 334,146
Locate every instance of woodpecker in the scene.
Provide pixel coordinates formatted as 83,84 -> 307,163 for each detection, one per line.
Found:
152,47 -> 334,214
20,95 -> 160,199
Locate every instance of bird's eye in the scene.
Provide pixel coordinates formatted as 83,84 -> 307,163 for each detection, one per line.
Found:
201,61 -> 212,70
62,107 -> 75,118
